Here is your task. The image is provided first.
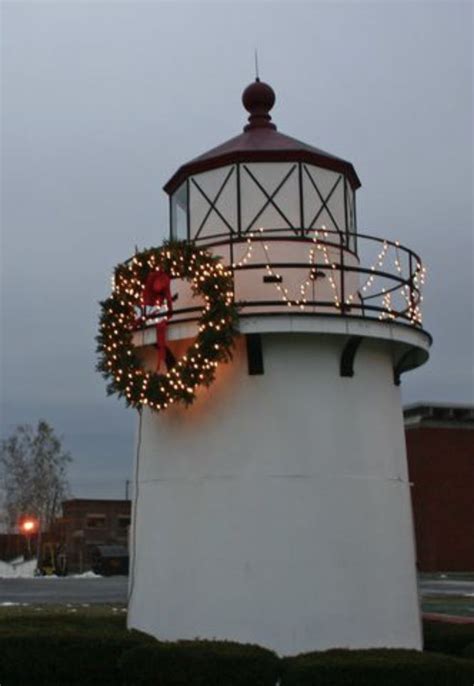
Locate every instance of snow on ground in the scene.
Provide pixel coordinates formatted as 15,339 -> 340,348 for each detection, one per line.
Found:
9,556 -> 25,566
0,559 -> 102,579
0,557 -> 37,578
0,601 -> 21,606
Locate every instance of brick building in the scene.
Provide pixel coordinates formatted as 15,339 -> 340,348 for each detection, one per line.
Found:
57,499 -> 131,573
404,403 -> 474,572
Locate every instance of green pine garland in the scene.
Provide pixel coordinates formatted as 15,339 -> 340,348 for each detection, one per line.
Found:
96,241 -> 239,411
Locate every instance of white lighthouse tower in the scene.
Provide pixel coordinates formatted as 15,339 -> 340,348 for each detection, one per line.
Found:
127,80 -> 431,655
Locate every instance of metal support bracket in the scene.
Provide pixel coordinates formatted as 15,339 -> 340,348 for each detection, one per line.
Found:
340,336 -> 363,377
246,334 -> 264,375
393,348 -> 423,386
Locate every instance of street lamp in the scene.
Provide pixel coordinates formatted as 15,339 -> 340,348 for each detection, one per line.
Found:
19,517 -> 39,558
21,519 -> 37,534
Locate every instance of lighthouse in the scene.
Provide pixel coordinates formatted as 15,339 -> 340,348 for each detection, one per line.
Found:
124,80 -> 431,655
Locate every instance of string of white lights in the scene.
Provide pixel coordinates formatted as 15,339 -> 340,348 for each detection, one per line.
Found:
104,247 -> 236,411
358,240 -> 389,297
394,245 -> 426,325
258,227 -> 314,310
227,227 -> 424,324
312,229 -> 341,309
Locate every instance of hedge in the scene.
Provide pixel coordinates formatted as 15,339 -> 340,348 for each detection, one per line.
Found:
0,632 -> 147,686
280,648 -> 474,686
0,613 -> 151,686
424,619 -> 474,656
0,623 -> 278,686
118,640 -> 280,686
2,611 -> 474,686
463,642 -> 474,659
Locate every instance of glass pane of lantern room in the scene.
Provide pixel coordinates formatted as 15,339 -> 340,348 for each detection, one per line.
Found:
345,181 -> 357,254
171,183 -> 188,240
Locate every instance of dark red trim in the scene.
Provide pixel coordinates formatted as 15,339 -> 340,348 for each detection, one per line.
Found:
164,148 -> 361,195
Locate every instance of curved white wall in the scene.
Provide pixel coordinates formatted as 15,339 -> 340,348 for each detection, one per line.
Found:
128,332 -> 422,655
166,239 -> 361,323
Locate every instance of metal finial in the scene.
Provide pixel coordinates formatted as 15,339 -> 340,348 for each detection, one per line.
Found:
254,49 -> 260,82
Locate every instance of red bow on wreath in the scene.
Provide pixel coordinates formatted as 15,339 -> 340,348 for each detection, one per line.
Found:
141,269 -> 173,371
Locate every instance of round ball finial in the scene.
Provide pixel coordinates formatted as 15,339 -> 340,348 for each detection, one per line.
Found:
242,79 -> 276,131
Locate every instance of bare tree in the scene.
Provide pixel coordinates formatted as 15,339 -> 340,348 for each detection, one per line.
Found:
0,421 -> 72,531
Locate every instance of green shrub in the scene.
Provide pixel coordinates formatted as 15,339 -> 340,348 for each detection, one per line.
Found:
0,609 -> 127,636
462,642 -> 474,659
280,648 -> 474,686
423,619 -> 474,656
3,609 -> 474,686
119,640 -> 280,686
0,612 -> 151,686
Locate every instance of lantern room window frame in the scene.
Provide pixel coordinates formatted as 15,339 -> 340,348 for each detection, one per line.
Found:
169,161 -> 358,251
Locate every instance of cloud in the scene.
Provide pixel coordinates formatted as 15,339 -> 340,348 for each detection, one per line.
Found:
1,2 -> 472,495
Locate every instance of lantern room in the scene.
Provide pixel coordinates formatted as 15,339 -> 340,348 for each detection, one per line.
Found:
133,79 -> 426,337
165,80 -> 359,251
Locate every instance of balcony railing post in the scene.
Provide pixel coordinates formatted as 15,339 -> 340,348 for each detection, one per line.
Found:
339,233 -> 345,314
153,231 -> 423,328
229,237 -> 236,303
408,252 -> 414,324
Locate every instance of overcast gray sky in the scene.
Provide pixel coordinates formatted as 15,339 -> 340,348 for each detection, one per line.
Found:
1,1 -> 473,498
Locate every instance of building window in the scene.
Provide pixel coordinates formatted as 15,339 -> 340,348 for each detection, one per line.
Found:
117,516 -> 131,530
86,515 -> 106,529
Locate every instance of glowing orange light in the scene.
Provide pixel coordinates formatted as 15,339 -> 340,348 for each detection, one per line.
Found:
20,518 -> 38,534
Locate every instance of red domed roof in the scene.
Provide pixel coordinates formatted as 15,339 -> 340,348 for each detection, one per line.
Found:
163,80 -> 361,195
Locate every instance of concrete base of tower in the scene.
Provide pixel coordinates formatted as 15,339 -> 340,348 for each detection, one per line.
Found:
127,329 -> 428,655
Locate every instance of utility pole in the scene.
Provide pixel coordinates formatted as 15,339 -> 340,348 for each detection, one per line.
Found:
125,480 -> 130,500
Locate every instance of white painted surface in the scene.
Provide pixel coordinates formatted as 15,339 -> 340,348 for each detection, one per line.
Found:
128,333 -> 423,655
132,312 -> 431,374
143,236 -> 363,325
232,239 -> 360,316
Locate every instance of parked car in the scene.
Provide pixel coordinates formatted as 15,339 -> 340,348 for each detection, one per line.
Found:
90,545 -> 129,575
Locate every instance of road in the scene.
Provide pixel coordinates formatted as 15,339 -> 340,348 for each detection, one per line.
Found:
419,578 -> 474,597
1,576 -> 473,606
0,576 -> 128,604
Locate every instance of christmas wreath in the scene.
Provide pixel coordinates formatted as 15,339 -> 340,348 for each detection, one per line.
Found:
96,241 -> 239,411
